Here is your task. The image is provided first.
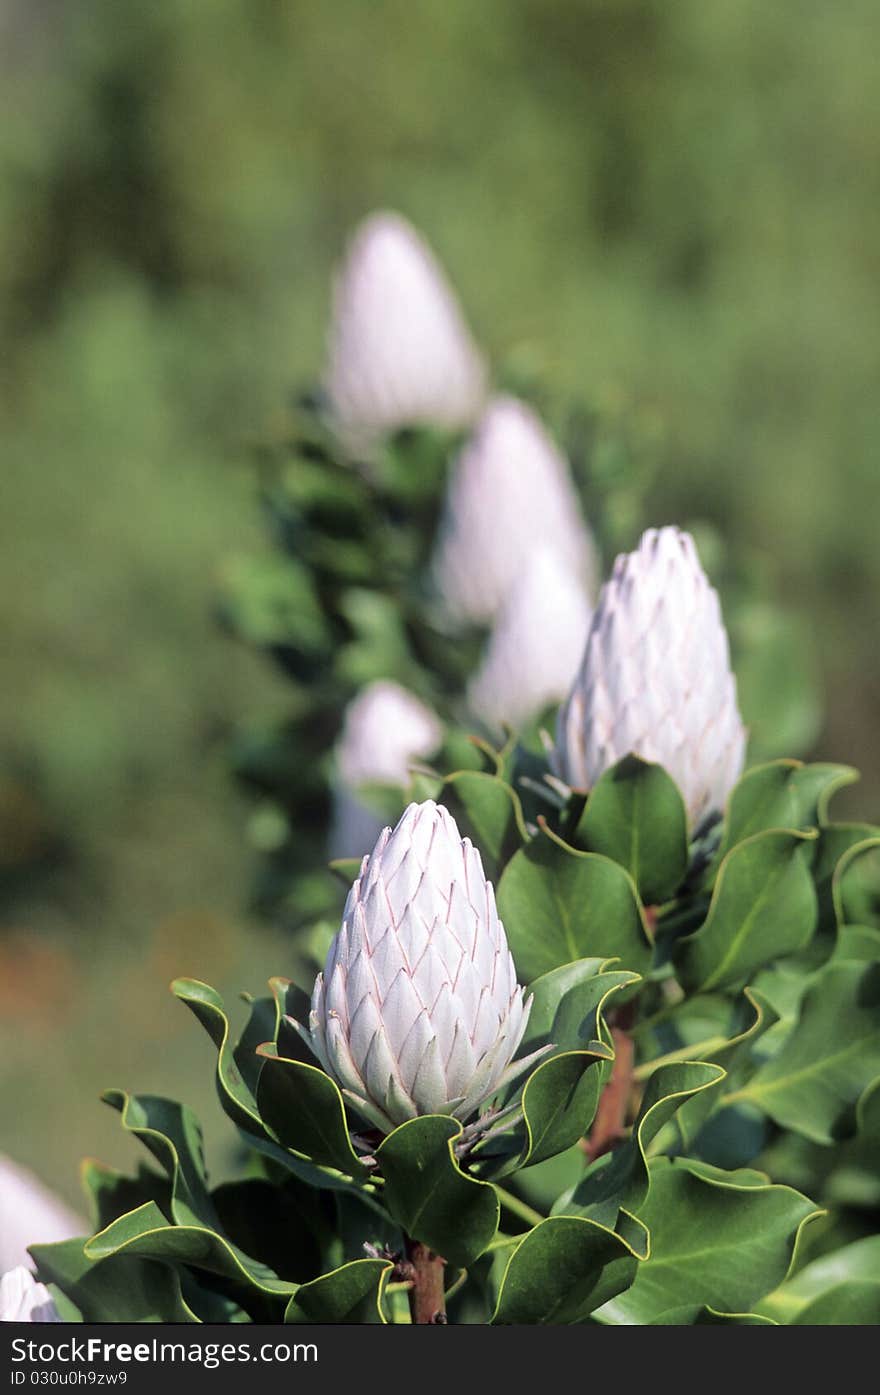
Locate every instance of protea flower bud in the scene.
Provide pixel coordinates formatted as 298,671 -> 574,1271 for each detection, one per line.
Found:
432,396 -> 597,626
296,801 -> 541,1133
0,1155 -> 85,1274
329,681 -> 443,858
468,546 -> 592,732
554,526 -> 746,826
324,211 -> 487,449
0,1267 -> 61,1322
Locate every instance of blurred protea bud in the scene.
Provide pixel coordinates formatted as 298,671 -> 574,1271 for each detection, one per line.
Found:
0,1155 -> 85,1274
468,546 -> 592,733
432,396 -> 598,626
325,211 -> 487,449
295,801 -> 542,1133
329,681 -> 443,858
0,1267 -> 61,1322
554,527 -> 746,826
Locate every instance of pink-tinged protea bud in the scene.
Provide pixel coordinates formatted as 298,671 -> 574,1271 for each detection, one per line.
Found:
468,547 -> 592,733
0,1267 -> 61,1322
329,681 -> 443,858
324,212 -> 487,449
296,801 -> 541,1133
432,396 -> 597,626
554,527 -> 746,826
0,1155 -> 85,1275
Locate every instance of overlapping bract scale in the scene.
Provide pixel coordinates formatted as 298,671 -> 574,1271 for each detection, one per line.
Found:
298,800 -> 533,1132
554,527 -> 746,826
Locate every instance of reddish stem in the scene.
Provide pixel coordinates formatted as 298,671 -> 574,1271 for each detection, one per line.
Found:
583,1025 -> 635,1162
404,1239 -> 447,1325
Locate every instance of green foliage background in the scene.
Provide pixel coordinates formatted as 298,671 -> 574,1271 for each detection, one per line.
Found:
2,1 -> 880,1207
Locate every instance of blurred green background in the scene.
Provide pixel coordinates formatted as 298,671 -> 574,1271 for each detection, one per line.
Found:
2,0 -> 879,1208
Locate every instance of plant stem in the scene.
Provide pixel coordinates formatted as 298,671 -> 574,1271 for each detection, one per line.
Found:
583,1023 -> 635,1162
404,1237 -> 447,1325
494,1185 -> 545,1229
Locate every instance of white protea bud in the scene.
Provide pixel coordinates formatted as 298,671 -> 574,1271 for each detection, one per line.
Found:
296,801 -> 542,1133
468,546 -> 592,732
554,526 -> 746,826
0,1155 -> 85,1275
325,211 -> 487,449
0,1267 -> 61,1322
432,395 -> 598,626
329,681 -> 443,858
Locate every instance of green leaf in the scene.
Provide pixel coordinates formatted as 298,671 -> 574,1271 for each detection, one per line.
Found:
675,828 -> 818,992
757,1235 -> 880,1323
171,978 -> 267,1135
518,1047 -> 613,1168
255,1050 -> 370,1178
284,1258 -> 392,1324
31,1238 -> 200,1324
832,923 -> 880,964
377,1116 -> 499,1268
100,1090 -> 215,1229
573,756 -> 688,904
80,1159 -> 171,1232
792,1281 -> 880,1325
522,959 -> 641,1056
84,1201 -> 296,1305
554,1062 -> 725,1228
727,960 -> 880,1143
812,824 -> 880,932
211,1177 -> 325,1283
438,771 -> 528,879
647,1305 -> 777,1325
595,1158 -> 820,1324
491,1211 -> 645,1324
647,987 -> 780,1151
721,760 -> 858,854
497,832 -> 652,984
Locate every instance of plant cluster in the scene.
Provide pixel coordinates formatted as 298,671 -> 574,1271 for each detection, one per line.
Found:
12,214 -> 877,1327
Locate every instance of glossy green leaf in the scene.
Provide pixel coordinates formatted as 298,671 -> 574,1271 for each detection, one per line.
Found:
595,1159 -> 820,1324
172,978 -> 267,1134
721,760 -> 858,855
757,1235 -> 880,1323
255,1049 -> 370,1178
438,771 -> 527,879
728,960 -> 880,1143
522,959 -> 641,1055
792,1281 -> 880,1324
675,828 -> 818,992
832,923 -> 880,964
554,1062 -> 725,1228
80,1159 -> 171,1232
491,1211 -> 645,1324
650,988 -> 779,1151
377,1116 -> 499,1269
574,756 -> 689,904
497,832 -> 652,984
85,1201 -> 296,1304
31,1238 -> 200,1324
518,1047 -> 612,1168
100,1090 -> 215,1229
646,1304 -> 776,1325
812,824 -> 880,932
284,1258 -> 392,1324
